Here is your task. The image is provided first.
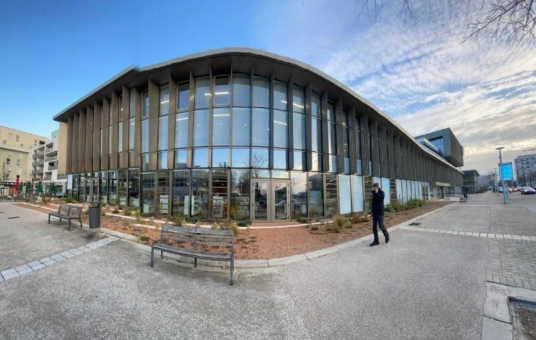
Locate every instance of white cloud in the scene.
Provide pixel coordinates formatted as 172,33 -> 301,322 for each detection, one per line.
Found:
253,0 -> 536,175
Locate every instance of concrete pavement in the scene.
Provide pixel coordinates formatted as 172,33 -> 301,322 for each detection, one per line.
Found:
1,192 -> 535,339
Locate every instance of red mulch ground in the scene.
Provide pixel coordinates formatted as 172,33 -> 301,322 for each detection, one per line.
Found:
15,201 -> 454,260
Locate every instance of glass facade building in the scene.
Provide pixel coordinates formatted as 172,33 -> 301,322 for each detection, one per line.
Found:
54,48 -> 463,221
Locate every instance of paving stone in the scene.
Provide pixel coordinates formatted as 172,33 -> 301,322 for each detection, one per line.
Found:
69,249 -> 84,255
39,257 -> 52,263
31,264 -> 45,271
3,271 -> 20,280
15,264 -> 30,271
1,268 -> 16,276
50,254 -> 65,261
18,267 -> 33,276
43,260 -> 56,267
27,260 -> 41,267
77,246 -> 91,253
0,275 -> 4,283
62,252 -> 75,258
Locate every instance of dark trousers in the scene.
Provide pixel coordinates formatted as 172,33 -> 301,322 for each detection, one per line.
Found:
372,214 -> 389,242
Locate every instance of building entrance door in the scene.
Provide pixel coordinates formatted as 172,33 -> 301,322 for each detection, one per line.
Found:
86,179 -> 99,203
251,180 -> 290,222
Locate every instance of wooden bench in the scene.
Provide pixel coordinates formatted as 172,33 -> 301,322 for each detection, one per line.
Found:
48,204 -> 83,231
150,225 -> 235,285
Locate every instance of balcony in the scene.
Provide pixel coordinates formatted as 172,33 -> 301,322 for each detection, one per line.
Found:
32,169 -> 43,175
45,154 -> 57,161
46,148 -> 57,156
48,164 -> 58,171
32,159 -> 44,167
44,175 -> 52,181
57,174 -> 68,180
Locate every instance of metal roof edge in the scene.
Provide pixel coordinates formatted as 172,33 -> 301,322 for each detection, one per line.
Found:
53,66 -> 139,121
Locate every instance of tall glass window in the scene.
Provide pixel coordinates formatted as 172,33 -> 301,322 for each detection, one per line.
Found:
177,82 -> 190,112
175,112 -> 188,148
214,76 -> 229,107
232,74 -> 250,107
325,174 -> 338,216
129,89 -> 136,118
158,116 -> 168,150
118,122 -> 123,153
172,170 -> 189,216
291,171 -> 307,219
141,120 -> 149,153
128,169 -> 140,208
159,85 -> 169,116
273,81 -> 287,110
195,77 -> 210,109
273,149 -> 287,169
231,108 -> 250,146
175,149 -> 187,168
141,172 -> 155,214
193,109 -> 209,147
109,171 -> 117,205
211,169 -> 228,219
230,170 -> 250,220
212,148 -> 229,168
252,77 -> 269,108
129,118 -> 135,150
142,90 -> 149,118
108,126 -> 112,154
355,115 -> 362,175
343,109 -> 350,174
99,172 -> 108,204
232,148 -> 250,167
308,173 -> 323,217
252,108 -> 269,146
273,110 -> 288,148
193,148 -> 208,168
191,169 -> 209,218
251,148 -> 269,168
292,85 -> 305,113
213,108 -> 230,146
158,151 -> 168,170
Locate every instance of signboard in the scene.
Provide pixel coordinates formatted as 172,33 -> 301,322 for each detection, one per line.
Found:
498,162 -> 513,181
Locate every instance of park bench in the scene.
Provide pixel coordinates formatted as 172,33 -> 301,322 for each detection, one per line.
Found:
150,225 -> 235,285
48,204 -> 83,231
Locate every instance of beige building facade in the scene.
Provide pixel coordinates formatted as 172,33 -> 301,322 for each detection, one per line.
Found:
0,125 -> 48,183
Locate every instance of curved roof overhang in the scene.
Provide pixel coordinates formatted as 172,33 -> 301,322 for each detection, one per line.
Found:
53,47 -> 462,175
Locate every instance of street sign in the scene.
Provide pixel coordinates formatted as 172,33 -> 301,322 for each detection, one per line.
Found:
498,162 -> 513,181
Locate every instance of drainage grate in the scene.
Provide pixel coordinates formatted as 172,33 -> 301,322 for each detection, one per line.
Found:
8,216 -> 20,219
510,297 -> 536,339
408,222 -> 421,226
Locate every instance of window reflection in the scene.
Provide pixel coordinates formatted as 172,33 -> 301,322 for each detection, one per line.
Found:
231,108 -> 250,146
273,149 -> 287,169
232,148 -> 250,168
175,112 -> 188,148
214,77 -> 229,107
193,109 -> 209,146
212,148 -> 229,168
193,148 -> 208,168
274,81 -> 287,110
233,74 -> 250,107
252,77 -> 269,108
212,108 -> 229,146
292,85 -> 305,114
291,171 -> 307,219
273,110 -> 287,148
195,77 -> 210,109
252,108 -> 269,146
177,83 -> 190,112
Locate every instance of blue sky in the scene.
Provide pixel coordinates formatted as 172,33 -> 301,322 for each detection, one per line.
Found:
1,0 -> 534,174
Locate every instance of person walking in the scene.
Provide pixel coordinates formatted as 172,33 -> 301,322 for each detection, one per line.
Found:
370,182 -> 389,247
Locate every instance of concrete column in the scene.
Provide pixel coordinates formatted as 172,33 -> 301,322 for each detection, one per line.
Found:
359,115 -> 370,176
78,109 -> 86,172
186,72 -> 195,168
132,88 -> 141,168
370,120 -> 379,177
85,106 -> 93,172
148,80 -> 159,171
101,97 -> 110,170
167,77 -> 177,169
72,113 -> 79,173
305,84 -> 313,172
379,125 -> 388,178
92,101 -> 101,172
287,77 -> 294,170
110,91 -> 119,170
335,100 -> 344,173
66,116 -> 73,174
348,107 -> 357,174
320,92 -> 329,172
121,86 -> 130,168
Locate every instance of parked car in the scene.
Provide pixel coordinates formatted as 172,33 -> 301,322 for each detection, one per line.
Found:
498,187 -> 504,193
520,187 -> 536,195
516,186 -> 522,192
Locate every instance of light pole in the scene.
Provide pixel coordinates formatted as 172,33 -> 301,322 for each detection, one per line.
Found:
496,147 -> 507,204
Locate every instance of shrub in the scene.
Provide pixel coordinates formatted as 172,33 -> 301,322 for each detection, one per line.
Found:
332,226 -> 341,233
64,197 -> 74,203
345,219 -> 353,228
390,199 -> 404,212
237,220 -> 251,227
174,215 -> 186,227
149,217 -> 155,225
140,236 -> 149,242
104,203 -> 110,211
297,218 -> 308,224
101,209 -> 107,217
311,226 -> 319,231
112,208 -> 119,214
333,214 -> 346,228
185,217 -> 199,224
405,199 -> 425,210
385,204 -> 395,213
123,207 -> 133,216
141,213 -> 153,218
135,210 -> 142,224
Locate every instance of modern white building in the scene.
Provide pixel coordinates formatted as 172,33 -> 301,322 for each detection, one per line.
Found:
32,129 -> 67,195
515,153 -> 536,186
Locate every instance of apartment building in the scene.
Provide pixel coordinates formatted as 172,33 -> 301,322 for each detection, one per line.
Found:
0,125 -> 48,183
32,129 -> 67,194
515,153 -> 536,186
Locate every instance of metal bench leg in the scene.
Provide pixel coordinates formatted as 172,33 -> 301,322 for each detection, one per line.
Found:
230,259 -> 234,285
79,219 -> 82,229
194,258 -> 197,268
161,250 -> 163,259
150,247 -> 155,267
48,215 -> 50,224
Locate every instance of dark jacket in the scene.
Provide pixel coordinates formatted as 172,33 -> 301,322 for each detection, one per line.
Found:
371,189 -> 385,216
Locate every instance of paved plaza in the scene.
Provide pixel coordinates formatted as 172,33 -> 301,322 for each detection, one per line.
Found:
0,192 -> 535,339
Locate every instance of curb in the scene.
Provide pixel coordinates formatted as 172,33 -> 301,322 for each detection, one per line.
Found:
12,200 -> 456,272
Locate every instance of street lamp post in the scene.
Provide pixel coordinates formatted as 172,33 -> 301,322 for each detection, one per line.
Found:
496,147 -> 507,204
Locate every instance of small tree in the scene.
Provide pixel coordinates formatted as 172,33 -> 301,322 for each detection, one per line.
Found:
0,161 -> 10,182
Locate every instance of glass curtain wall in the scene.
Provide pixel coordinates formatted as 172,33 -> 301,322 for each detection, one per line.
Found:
213,76 -> 230,168
129,89 -> 136,167
230,169 -> 250,220
290,171 -> 307,219
308,173 -> 323,217
342,109 -> 350,174
118,169 -> 128,207
109,170 -> 117,205
118,95 -> 123,167
252,77 -> 270,170
141,172 -> 155,214
141,90 -> 149,171
273,81 -> 288,169
175,82 -> 189,169
172,170 -> 189,216
128,169 -> 140,208
99,171 -> 108,204
355,115 -> 362,175
311,92 -> 322,172
211,169 -> 228,219
156,171 -> 170,215
325,174 -> 338,216
293,85 -> 305,171
191,169 -> 209,218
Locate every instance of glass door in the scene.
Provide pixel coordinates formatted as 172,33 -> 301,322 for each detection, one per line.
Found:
252,180 -> 268,221
273,181 -> 289,221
